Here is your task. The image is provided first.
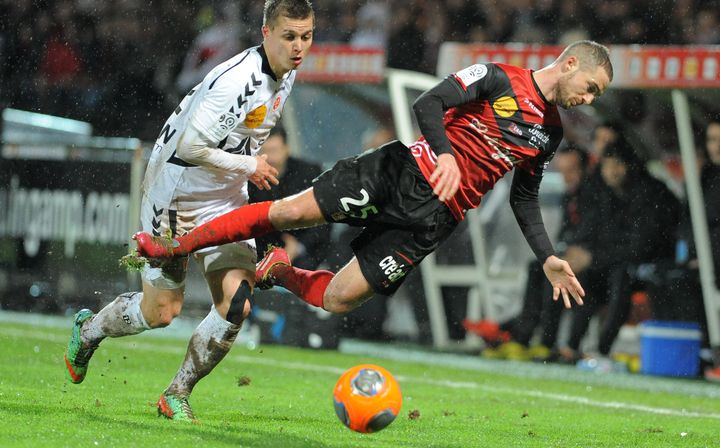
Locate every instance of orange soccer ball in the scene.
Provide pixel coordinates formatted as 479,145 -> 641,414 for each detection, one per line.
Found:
332,364 -> 402,433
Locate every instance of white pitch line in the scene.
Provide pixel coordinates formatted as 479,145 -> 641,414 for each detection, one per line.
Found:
4,326 -> 720,420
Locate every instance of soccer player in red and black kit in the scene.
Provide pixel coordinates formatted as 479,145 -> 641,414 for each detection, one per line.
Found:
135,40 -> 612,314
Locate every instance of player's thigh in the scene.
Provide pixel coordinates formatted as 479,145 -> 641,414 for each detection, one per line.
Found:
311,143 -> 401,227
324,257 -> 375,312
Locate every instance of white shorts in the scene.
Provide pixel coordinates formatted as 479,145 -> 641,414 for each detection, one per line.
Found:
139,193 -> 257,290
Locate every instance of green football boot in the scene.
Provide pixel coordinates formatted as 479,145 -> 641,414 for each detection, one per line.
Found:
157,392 -> 197,422
63,309 -> 97,384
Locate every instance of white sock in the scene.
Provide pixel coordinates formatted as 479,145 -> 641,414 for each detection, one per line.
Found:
81,292 -> 151,345
165,306 -> 241,396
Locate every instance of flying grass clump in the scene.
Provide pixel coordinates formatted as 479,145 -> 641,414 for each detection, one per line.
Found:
119,253 -> 149,271
119,232 -> 175,271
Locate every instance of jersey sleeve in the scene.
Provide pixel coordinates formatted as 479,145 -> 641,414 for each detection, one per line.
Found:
509,148 -> 558,262
452,63 -> 502,97
413,63 -> 503,156
189,65 -> 255,145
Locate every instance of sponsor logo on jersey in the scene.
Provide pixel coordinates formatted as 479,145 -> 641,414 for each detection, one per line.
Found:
492,96 -> 518,118
454,64 -> 488,89
272,95 -> 282,112
508,122 -> 523,136
469,118 -> 518,167
528,123 -> 550,150
244,105 -> 267,128
379,255 -> 407,283
523,98 -> 544,118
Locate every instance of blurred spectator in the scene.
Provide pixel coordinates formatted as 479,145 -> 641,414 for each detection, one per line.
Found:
249,126 -> 331,271
698,116 -> 720,380
175,3 -> 247,94
591,122 -> 621,159
691,8 -> 720,45
36,23 -> 84,117
386,3 -> 426,71
443,0 -> 480,43
560,140 -> 680,366
349,1 -> 389,49
311,0 -> 356,43
701,116 -> 720,284
669,116 -> 720,380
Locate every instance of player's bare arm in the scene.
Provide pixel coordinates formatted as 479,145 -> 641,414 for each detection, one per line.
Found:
542,255 -> 585,309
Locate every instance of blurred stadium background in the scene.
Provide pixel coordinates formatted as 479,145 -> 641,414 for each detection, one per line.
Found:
1,1 -> 719,373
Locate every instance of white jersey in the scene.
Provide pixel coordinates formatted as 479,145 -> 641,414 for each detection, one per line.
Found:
143,45 -> 295,223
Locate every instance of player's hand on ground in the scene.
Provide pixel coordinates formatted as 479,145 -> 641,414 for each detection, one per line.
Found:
250,154 -> 279,190
430,153 -> 460,202
542,255 -> 585,309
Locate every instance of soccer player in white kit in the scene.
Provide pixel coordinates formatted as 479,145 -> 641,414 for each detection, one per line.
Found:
63,0 -> 314,421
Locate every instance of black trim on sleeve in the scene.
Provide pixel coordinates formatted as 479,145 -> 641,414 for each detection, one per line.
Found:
509,168 -> 555,262
412,76 -> 471,156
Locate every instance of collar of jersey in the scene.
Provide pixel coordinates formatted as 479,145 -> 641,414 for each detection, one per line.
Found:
257,44 -> 278,82
529,69 -> 549,105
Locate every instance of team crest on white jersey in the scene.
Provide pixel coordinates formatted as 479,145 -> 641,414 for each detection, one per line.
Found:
244,105 -> 267,128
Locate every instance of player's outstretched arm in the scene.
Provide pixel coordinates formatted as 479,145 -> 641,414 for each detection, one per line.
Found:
542,255 -> 585,309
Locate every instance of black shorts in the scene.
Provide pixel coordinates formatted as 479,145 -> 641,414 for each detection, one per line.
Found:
312,140 -> 458,295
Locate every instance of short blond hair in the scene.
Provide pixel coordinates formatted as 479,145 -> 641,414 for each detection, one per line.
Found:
558,40 -> 613,81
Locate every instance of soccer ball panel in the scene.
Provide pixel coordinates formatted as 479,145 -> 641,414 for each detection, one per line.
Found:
332,364 -> 402,433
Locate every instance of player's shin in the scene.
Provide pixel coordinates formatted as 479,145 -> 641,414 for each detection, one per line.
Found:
272,265 -> 334,309
82,292 -> 150,344
163,283 -> 249,398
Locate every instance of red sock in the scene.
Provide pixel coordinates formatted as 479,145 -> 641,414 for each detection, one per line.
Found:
175,202 -> 275,255
272,265 -> 334,309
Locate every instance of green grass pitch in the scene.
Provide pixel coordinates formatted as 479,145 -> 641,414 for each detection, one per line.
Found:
1,314 -> 719,447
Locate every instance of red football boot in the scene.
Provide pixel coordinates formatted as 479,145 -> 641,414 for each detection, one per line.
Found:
255,246 -> 291,290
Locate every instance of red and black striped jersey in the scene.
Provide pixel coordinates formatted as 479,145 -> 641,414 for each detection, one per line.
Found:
410,63 -> 563,222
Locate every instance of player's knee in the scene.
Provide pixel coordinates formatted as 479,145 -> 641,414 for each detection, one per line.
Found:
322,278 -> 373,314
227,280 -> 252,325
146,296 -> 183,328
323,291 -> 362,314
271,200 -> 305,226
